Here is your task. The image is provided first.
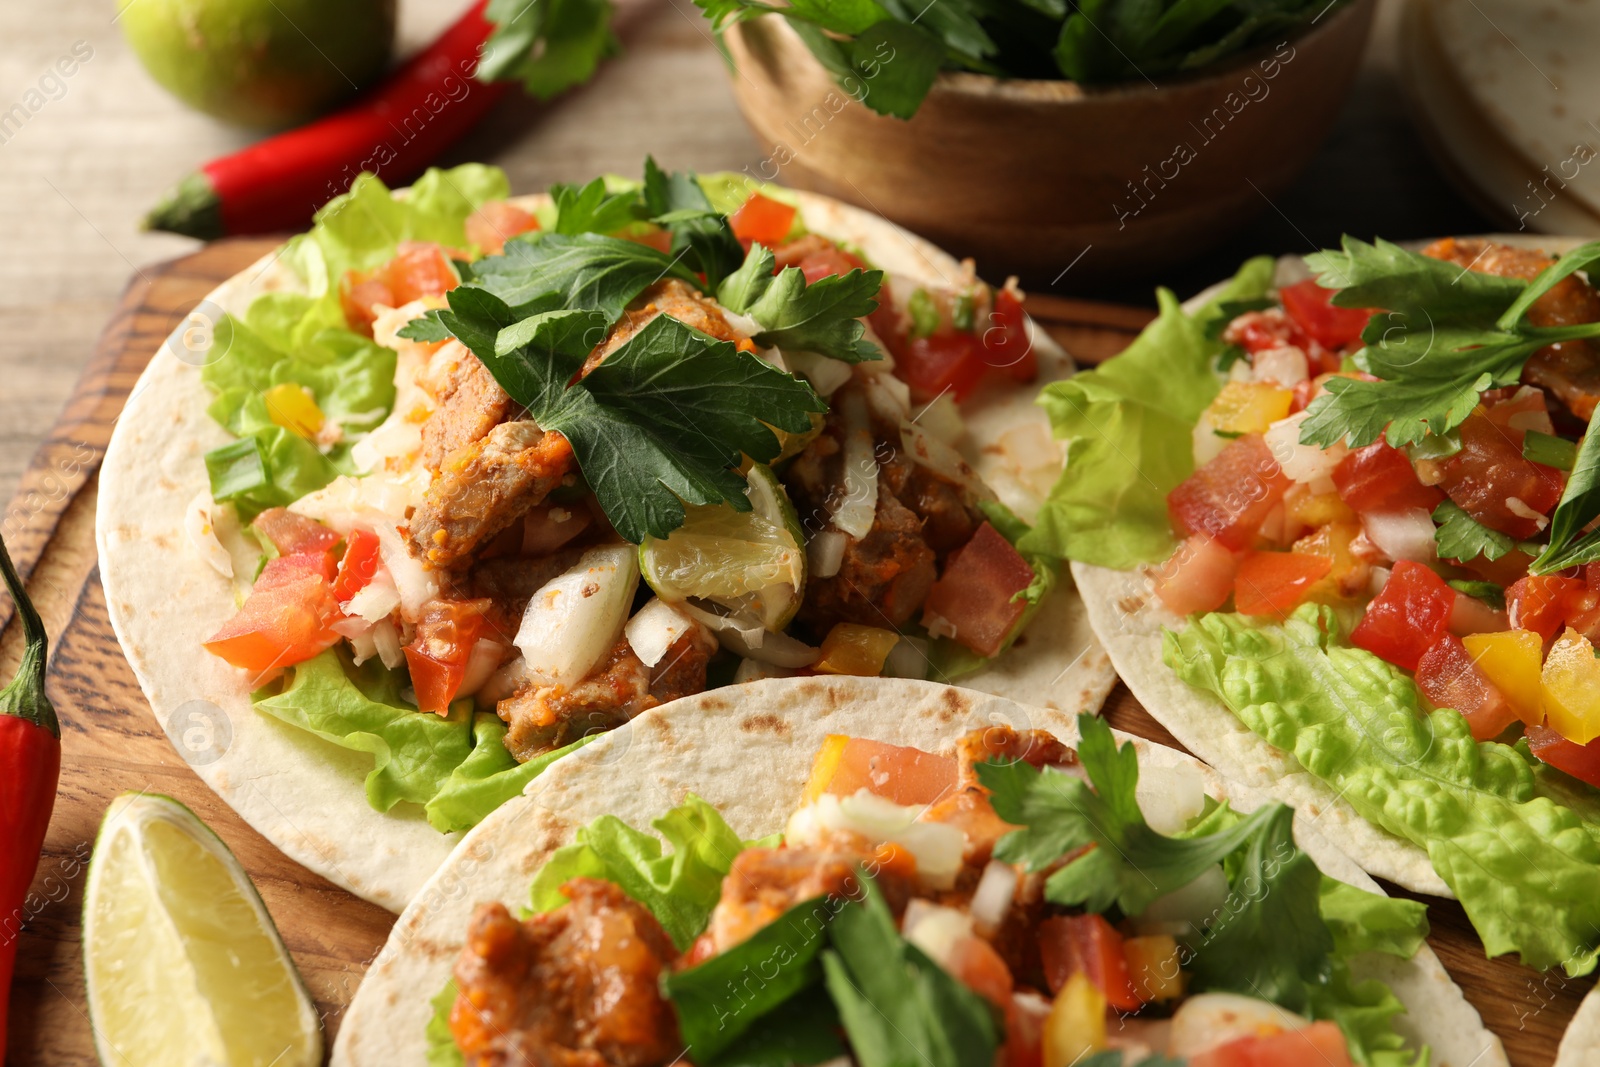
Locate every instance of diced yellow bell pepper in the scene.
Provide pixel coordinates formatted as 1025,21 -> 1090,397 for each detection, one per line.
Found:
1286,489 -> 1357,528
1043,973 -> 1106,1067
1123,935 -> 1184,1002
802,734 -> 850,804
262,383 -> 324,439
1292,522 -> 1367,603
814,624 -> 900,677
1464,629 -> 1545,726
1203,381 -> 1294,435
1540,628 -> 1600,745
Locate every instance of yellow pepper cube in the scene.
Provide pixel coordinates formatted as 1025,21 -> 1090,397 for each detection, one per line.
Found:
814,624 -> 901,677
802,735 -> 850,804
1204,381 -> 1294,435
1123,935 -> 1184,1002
261,383 -> 325,439
1043,973 -> 1106,1067
1464,629 -> 1546,726
1540,628 -> 1600,745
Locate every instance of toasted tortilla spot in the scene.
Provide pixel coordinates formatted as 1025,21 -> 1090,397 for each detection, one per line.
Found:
741,713 -> 790,737
936,686 -> 971,724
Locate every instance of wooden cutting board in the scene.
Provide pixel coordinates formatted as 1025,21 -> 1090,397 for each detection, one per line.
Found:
4,240 -> 1584,1065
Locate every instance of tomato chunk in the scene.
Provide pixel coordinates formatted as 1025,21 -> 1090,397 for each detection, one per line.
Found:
1154,535 -> 1239,616
404,598 -> 491,714
252,508 -> 339,557
465,200 -> 539,256
1415,634 -> 1518,740
1191,1020 -> 1353,1067
803,735 -> 958,807
1505,574 -> 1585,641
729,192 -> 797,247
255,551 -> 337,591
339,241 -> 459,335
1279,278 -> 1376,350
1332,442 -> 1442,514
1350,561 -> 1456,670
897,330 -> 987,403
1037,914 -> 1141,1012
1527,724 -> 1600,789
982,288 -> 1036,382
1168,435 -> 1292,551
947,935 -> 1014,1009
921,522 -> 1036,656
1435,412 -> 1563,539
203,575 -> 341,671
332,528 -> 383,603
1233,551 -> 1333,617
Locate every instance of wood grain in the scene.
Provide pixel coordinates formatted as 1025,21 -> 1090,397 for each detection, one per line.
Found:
4,238 -> 1581,1065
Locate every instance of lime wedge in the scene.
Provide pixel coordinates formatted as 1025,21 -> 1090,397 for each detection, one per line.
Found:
83,794 -> 321,1067
641,463 -> 806,631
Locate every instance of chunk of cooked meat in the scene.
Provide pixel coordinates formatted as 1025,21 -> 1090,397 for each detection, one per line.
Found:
450,880 -> 680,1067
922,728 -> 1077,872
406,424 -> 575,570
878,444 -> 982,555
417,342 -> 516,473
584,278 -> 748,375
499,628 -> 715,762
1423,237 -> 1600,420
804,482 -> 937,632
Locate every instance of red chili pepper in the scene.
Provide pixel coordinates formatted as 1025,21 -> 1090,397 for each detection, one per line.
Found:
144,0 -> 510,239
0,535 -> 59,1053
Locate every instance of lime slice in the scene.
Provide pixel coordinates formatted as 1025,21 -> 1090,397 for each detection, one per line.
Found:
83,794 -> 321,1067
641,463 -> 806,631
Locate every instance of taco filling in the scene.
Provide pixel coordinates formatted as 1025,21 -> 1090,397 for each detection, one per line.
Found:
1035,236 -> 1600,976
433,715 -> 1432,1067
187,161 -> 1061,832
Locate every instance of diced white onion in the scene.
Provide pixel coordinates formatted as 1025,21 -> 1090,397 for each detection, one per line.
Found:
912,393 -> 966,445
1368,565 -> 1392,598
786,790 -> 967,889
808,530 -> 848,579
720,309 -> 763,338
865,370 -> 913,420
834,392 -> 879,540
184,491 -> 235,578
290,471 -> 430,532
371,619 -> 404,670
785,350 -> 854,397
513,544 -> 639,686
679,599 -> 767,645
1169,994 -> 1310,1057
1134,761 -> 1208,835
1134,864 -> 1228,940
1362,508 -> 1437,564
350,419 -> 422,472
373,522 -> 440,621
1264,412 -> 1343,485
478,653 -> 530,706
1505,496 -> 1549,529
969,860 -> 1019,933
715,624 -> 819,668
901,422 -> 993,501
458,639 -> 507,698
733,658 -> 798,684
522,502 -> 593,555
1250,344 -> 1309,388
330,616 -> 371,641
882,636 -> 929,680
901,900 -> 974,966
1192,420 -> 1229,468
625,597 -> 702,668
343,566 -> 401,623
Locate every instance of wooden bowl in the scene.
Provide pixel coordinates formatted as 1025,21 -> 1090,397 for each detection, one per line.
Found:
724,0 -> 1377,283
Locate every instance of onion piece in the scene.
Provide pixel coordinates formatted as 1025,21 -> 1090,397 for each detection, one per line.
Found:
912,392 -> 966,445
1169,994 -> 1310,1057
733,658 -> 798,684
1362,508 -> 1437,564
900,422 -> 994,501
808,530 -> 848,579
458,639 -> 508,698
184,491 -> 234,578
716,624 -> 819,668
371,619 -> 404,671
882,636 -> 929,680
679,599 -> 767,645
343,567 -> 401,623
1263,412 -> 1343,485
1250,344 -> 1309,388
625,598 -> 703,668
786,790 -> 965,889
479,653 -> 531,706
833,392 -> 878,539
1134,761 -> 1207,835
901,900 -> 973,966
522,502 -> 593,555
785,349 -> 853,396
969,860 -> 1018,934
514,544 -> 639,686
373,523 -> 441,622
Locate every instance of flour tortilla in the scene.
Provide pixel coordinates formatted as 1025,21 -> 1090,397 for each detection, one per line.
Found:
95,186 -> 1116,912
330,676 -> 1504,1067
1075,236 -> 1587,898
1558,985 -> 1600,1066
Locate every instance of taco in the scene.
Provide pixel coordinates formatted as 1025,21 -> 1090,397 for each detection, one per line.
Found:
1028,233 -> 1600,977
332,676 -> 1503,1067
96,161 -> 1114,910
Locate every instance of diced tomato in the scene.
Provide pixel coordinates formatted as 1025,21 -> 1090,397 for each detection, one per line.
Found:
252,508 -> 339,557
332,528 -> 383,603
255,551 -> 337,591
1350,560 -> 1456,670
465,200 -> 539,256
203,575 -> 341,671
404,598 -> 491,714
1227,309 -> 1310,355
948,935 -> 1014,1009
921,523 -> 1037,656
1588,562 -> 1600,593
1168,435 -> 1292,552
1332,442 -> 1443,514
803,735 -> 958,806
1037,914 -> 1141,1012
1527,724 -> 1600,789
1003,994 -> 1049,1067
795,245 -> 865,283
1191,1021 -> 1353,1067
982,288 -> 1037,382
1279,278 -> 1376,350
339,241 -> 459,335
1415,634 -> 1519,740
1435,412 -> 1563,540
1233,551 -> 1333,616
1154,535 -> 1239,616
897,330 -> 987,402
1505,574 -> 1586,641
729,192 -> 797,247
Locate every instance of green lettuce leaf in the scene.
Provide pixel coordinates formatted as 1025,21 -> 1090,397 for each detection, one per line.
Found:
1019,256 -> 1275,567
1165,603 -> 1600,975
425,979 -> 464,1067
1318,880 -> 1429,961
526,794 -> 772,949
422,716 -> 595,833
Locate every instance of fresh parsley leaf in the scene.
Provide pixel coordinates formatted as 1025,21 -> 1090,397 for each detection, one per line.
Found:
1534,411 -> 1600,573
718,243 -> 883,362
550,176 -> 645,236
1525,430 -> 1579,471
704,987 -> 846,1067
1433,500 -> 1524,563
397,311 -> 453,343
981,712 -> 1286,916
469,231 -> 698,320
445,292 -> 825,541
479,0 -> 618,99
822,877 -> 1000,1067
643,156 -> 746,289
1448,579 -> 1506,612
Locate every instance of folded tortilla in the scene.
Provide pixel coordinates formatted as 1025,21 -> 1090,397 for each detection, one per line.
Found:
331,676 -> 1505,1067
95,185 -> 1116,911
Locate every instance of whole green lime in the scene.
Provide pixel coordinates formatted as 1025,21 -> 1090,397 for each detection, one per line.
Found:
117,0 -> 397,129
